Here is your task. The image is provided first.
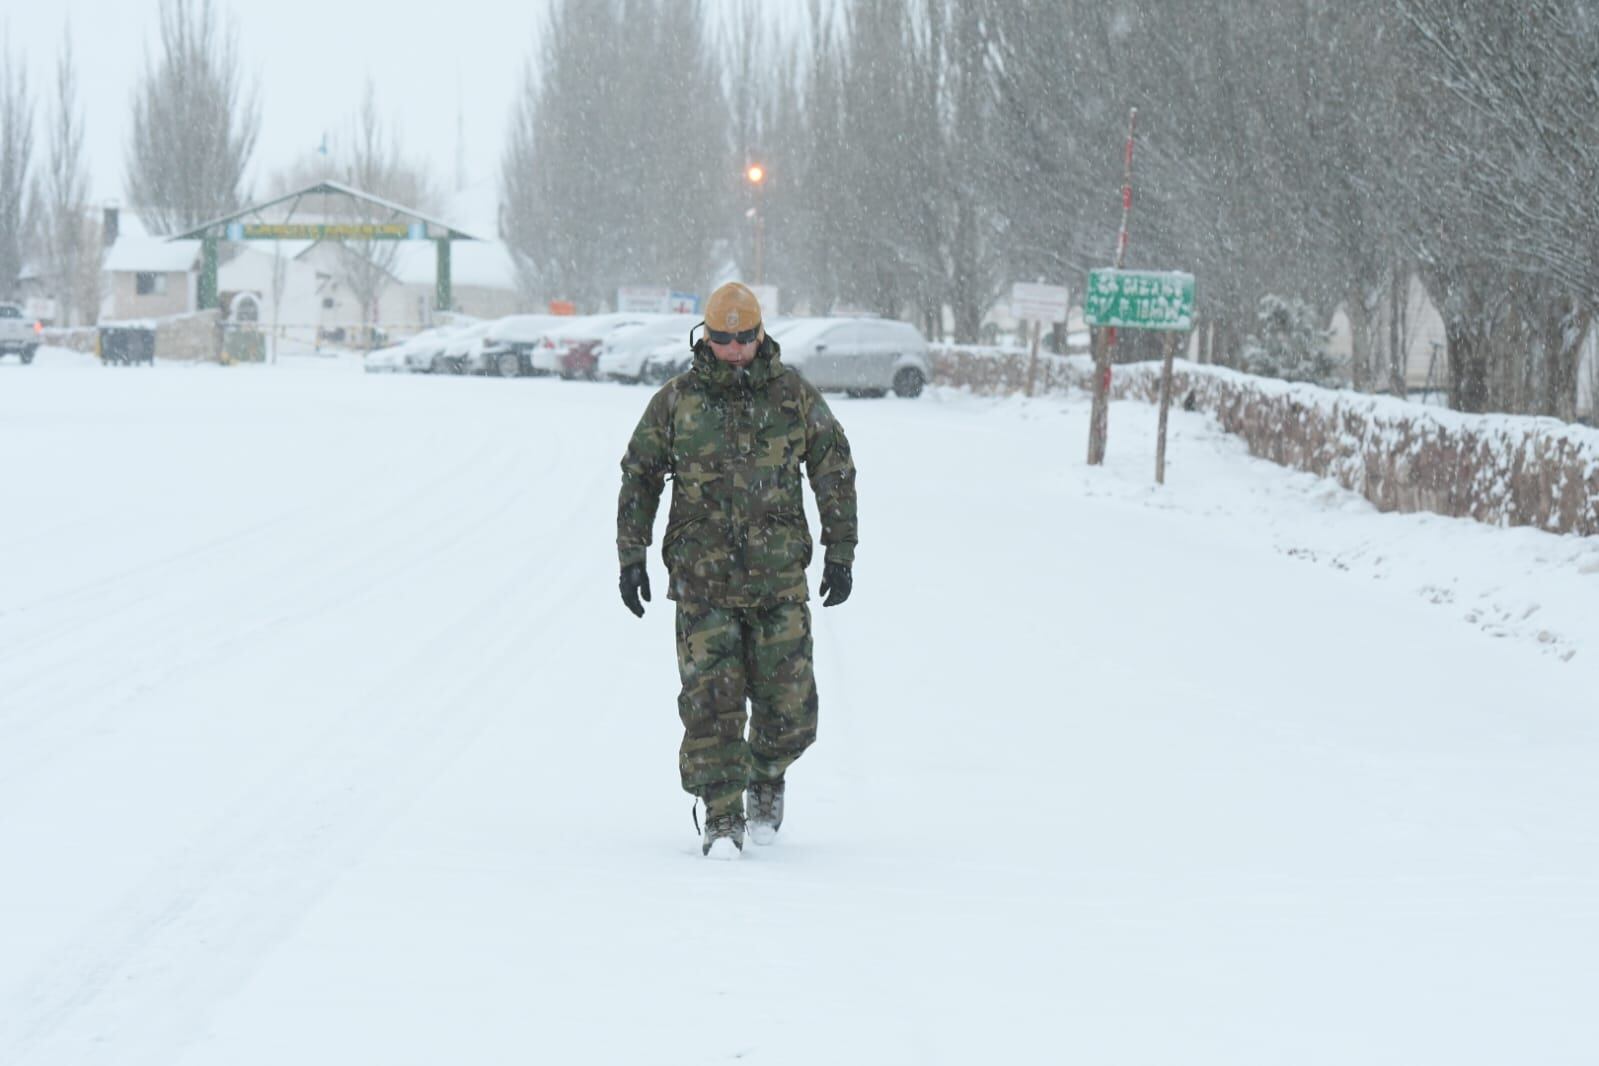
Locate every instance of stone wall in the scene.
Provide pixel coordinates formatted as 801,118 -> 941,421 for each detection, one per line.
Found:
154,310 -> 223,361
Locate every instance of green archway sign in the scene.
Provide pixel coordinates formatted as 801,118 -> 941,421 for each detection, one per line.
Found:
170,180 -> 482,313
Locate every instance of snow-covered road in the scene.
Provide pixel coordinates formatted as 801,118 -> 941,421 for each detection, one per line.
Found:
3,352 -> 1595,1065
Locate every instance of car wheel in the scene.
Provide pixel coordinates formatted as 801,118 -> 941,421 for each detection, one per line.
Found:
21,346 -> 35,365
496,352 -> 521,378
893,367 -> 924,398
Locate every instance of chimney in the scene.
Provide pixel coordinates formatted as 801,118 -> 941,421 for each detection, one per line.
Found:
103,205 -> 120,247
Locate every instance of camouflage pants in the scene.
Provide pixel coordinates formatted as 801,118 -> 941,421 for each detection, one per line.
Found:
675,600 -> 818,819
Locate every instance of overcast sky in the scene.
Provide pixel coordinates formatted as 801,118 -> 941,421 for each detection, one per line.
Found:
7,0 -> 811,211
6,0 -> 558,205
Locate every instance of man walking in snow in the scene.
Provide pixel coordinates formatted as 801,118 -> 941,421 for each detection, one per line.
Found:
617,282 -> 858,858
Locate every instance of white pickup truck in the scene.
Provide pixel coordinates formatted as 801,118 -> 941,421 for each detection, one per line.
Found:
0,302 -> 42,364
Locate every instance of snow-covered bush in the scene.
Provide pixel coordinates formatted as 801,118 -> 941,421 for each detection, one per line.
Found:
1241,295 -> 1345,388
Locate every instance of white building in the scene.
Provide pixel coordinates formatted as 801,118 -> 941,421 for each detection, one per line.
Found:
99,183 -> 523,347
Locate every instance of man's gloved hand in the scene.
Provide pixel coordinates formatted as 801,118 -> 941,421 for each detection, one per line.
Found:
620,562 -> 651,618
818,562 -> 852,607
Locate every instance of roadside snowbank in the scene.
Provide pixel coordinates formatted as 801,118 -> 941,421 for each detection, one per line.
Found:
933,346 -> 1599,536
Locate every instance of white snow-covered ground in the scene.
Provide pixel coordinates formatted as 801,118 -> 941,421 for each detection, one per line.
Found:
3,349 -> 1596,1065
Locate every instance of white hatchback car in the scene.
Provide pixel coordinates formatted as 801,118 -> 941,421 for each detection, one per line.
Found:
596,314 -> 700,383
773,316 -> 931,398
364,341 -> 412,373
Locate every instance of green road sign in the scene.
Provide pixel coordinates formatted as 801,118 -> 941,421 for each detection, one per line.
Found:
1085,269 -> 1194,331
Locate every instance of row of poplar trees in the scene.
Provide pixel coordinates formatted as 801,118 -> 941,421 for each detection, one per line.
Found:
0,0 -> 434,331
0,0 -> 258,327
4,0 -> 1592,417
500,0 -> 1598,420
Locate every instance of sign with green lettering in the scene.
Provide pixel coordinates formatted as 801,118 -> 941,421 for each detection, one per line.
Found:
223,222 -> 428,241
1085,269 -> 1194,331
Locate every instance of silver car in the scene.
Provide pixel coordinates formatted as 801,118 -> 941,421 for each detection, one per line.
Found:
773,316 -> 930,398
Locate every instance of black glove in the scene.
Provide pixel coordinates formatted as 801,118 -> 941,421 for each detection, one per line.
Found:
620,562 -> 651,617
818,562 -> 852,607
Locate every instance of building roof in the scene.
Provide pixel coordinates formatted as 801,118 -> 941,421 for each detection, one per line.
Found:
169,180 -> 484,242
104,236 -> 201,274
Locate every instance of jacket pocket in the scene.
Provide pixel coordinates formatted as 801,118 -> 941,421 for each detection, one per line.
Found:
749,511 -> 813,577
663,512 -> 709,562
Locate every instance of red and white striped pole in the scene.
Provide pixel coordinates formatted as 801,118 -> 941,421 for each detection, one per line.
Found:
1088,107 -> 1138,465
1114,108 -> 1138,270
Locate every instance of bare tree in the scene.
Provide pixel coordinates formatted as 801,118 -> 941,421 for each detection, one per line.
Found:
38,29 -> 94,324
0,25 -> 34,298
269,80 -> 440,339
1398,0 -> 1598,417
126,0 -> 259,234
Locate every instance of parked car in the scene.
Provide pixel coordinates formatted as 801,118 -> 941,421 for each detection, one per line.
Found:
774,316 -> 930,398
531,312 -> 671,380
403,325 -> 467,373
438,321 -> 499,376
0,302 -> 42,364
639,336 -> 694,384
596,314 -> 700,383
476,313 -> 571,377
364,339 -> 412,373
403,320 -> 479,374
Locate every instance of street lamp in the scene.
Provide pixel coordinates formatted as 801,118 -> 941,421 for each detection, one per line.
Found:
745,162 -> 766,285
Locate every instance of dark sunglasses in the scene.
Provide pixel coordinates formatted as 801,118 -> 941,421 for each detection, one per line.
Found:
705,325 -> 761,345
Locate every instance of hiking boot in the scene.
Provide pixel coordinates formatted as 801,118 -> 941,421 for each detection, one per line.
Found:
746,779 -> 785,845
701,811 -> 745,859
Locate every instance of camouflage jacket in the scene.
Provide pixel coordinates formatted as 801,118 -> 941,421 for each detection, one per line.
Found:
617,337 -> 858,607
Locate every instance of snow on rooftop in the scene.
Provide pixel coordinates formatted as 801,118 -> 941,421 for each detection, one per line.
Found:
389,239 -> 518,291
103,236 -> 201,274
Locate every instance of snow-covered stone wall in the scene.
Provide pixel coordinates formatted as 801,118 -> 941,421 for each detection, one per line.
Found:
931,345 -> 1599,537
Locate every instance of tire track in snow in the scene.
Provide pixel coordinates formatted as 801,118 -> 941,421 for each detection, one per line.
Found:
0,422 -> 567,797
0,426 -> 603,1065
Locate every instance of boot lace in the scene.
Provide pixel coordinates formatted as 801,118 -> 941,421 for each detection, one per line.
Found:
748,781 -> 783,825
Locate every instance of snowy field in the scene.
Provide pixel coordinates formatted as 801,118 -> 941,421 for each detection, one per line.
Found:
3,347 -> 1596,1065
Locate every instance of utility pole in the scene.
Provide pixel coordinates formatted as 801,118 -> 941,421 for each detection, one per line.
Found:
745,162 -> 766,285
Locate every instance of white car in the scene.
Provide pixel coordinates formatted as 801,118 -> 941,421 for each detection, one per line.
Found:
407,319 -> 480,374
476,314 -> 571,377
402,325 -> 466,373
440,320 -> 495,375
0,302 -> 42,364
530,312 -> 672,380
364,340 -> 413,373
596,314 -> 700,383
774,316 -> 930,398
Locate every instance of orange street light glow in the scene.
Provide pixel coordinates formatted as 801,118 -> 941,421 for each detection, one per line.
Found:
745,164 -> 766,184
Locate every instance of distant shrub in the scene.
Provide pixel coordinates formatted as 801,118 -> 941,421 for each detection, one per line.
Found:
1241,294 -> 1344,388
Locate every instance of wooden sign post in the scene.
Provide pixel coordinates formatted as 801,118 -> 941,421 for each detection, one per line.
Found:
1085,268 -> 1196,480
1155,332 -> 1178,484
1010,282 -> 1070,397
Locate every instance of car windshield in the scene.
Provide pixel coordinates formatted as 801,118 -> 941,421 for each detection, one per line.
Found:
769,318 -> 843,352
550,313 -> 668,342
487,315 -> 567,343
